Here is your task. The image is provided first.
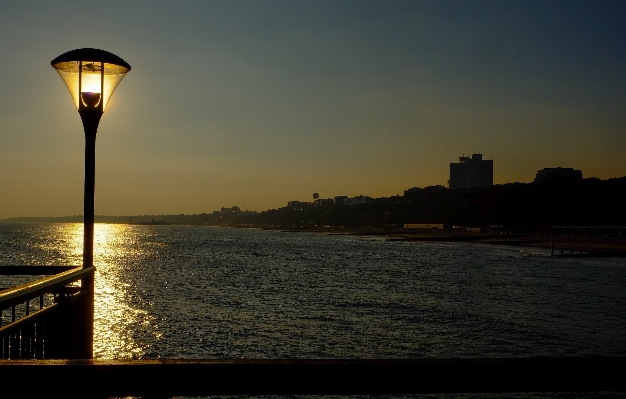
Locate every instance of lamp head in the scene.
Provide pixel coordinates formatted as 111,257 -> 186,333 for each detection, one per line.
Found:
51,48 -> 131,112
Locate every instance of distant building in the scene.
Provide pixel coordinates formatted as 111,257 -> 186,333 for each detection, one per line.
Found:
404,185 -> 446,197
221,206 -> 241,214
288,201 -> 303,210
334,195 -> 373,205
348,195 -> 374,205
534,167 -> 582,183
449,154 -> 493,190
334,196 -> 349,205
404,187 -> 422,196
314,198 -> 335,207
404,223 -> 448,230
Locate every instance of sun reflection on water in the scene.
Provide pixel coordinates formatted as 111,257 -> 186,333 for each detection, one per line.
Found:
63,223 -> 156,359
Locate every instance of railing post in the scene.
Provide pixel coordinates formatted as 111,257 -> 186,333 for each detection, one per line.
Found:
44,279 -> 94,359
2,336 -> 8,359
35,321 -> 44,359
10,332 -> 18,359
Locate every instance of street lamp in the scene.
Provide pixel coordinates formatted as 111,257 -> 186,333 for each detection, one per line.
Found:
51,48 -> 131,269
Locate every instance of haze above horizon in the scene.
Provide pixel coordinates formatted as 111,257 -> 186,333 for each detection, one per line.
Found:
1,1 -> 625,218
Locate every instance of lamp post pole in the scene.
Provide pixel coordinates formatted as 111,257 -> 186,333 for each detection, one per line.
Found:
80,111 -> 102,269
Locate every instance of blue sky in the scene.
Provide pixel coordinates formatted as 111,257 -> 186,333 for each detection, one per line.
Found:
1,1 -> 625,217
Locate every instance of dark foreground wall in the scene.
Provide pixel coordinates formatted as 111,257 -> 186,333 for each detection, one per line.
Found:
1,357 -> 624,397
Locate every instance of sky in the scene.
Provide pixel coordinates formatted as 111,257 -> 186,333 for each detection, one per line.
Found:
1,0 -> 625,218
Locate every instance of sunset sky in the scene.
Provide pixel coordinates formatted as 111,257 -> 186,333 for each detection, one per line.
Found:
1,1 -> 625,218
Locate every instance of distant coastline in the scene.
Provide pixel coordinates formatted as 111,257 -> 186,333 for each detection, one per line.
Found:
1,218 -> 624,255
2,178 -> 625,247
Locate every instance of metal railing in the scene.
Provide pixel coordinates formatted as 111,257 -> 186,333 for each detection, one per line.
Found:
0,265 -> 94,359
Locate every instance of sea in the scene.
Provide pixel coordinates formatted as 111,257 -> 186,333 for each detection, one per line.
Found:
1,223 -> 625,398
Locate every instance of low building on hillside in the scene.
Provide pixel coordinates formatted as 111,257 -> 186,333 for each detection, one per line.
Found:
335,195 -> 374,205
334,195 -> 349,205
314,198 -> 335,207
288,201 -> 318,210
404,187 -> 422,196
534,167 -> 582,183
349,195 -> 374,204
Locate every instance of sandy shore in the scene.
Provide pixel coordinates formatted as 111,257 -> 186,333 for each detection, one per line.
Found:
256,226 -> 626,255
387,233 -> 626,254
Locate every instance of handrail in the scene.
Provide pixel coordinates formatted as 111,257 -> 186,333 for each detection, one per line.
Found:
0,302 -> 61,335
1,265 -> 95,360
0,265 -> 80,275
0,266 -> 94,310
0,357 -> 624,396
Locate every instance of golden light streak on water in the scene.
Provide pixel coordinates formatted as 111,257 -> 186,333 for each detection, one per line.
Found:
61,223 -> 155,359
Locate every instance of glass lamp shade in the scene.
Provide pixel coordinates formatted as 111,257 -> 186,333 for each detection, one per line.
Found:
51,48 -> 131,111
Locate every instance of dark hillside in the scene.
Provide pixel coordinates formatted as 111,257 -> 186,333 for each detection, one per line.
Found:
239,177 -> 626,232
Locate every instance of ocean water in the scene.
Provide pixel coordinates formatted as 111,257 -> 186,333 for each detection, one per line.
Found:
1,223 -> 625,398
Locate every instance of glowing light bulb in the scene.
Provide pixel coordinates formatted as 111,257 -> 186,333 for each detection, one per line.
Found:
80,63 -> 102,109
81,92 -> 101,108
